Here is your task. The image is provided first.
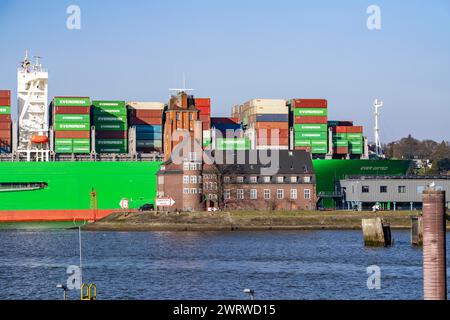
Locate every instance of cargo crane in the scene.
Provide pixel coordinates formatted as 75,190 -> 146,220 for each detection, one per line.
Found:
17,51 -> 50,161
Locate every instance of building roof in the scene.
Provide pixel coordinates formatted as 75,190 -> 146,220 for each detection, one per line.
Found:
210,150 -> 314,175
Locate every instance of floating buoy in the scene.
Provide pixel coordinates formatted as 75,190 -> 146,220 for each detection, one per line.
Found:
31,135 -> 49,144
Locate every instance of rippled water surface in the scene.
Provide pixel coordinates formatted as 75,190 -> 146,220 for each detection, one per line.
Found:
1,229 -> 449,300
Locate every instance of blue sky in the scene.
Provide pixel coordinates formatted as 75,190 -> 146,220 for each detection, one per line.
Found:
0,0 -> 449,142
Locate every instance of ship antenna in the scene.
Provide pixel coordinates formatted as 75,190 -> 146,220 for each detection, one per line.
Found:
373,98 -> 383,157
169,72 -> 194,93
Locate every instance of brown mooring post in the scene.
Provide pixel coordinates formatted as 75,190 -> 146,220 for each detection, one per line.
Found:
411,216 -> 423,246
422,187 -> 447,300
362,217 -> 392,247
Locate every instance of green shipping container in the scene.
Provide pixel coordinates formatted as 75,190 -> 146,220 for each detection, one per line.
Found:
96,139 -> 128,147
55,123 -> 90,131
54,97 -> 91,107
93,115 -> 127,123
332,133 -> 347,140
349,139 -> 363,147
216,138 -> 250,150
55,114 -> 90,123
347,133 -> 363,140
92,107 -> 127,116
350,147 -> 363,154
55,139 -> 73,146
294,124 -> 327,132
312,146 -> 328,154
295,131 -> 328,140
294,140 -> 311,147
96,147 -> 128,153
73,146 -> 91,154
0,106 -> 11,114
94,123 -> 127,131
293,108 -> 327,117
55,146 -> 73,153
311,140 -> 328,147
92,100 -> 126,109
333,140 -> 348,147
72,139 -> 91,146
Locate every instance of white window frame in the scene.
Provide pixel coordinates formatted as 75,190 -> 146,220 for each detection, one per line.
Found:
250,189 -> 257,199
183,175 -> 189,184
250,176 -> 258,183
224,189 -> 231,200
224,176 -> 230,183
303,176 -> 311,183
237,176 -> 244,183
237,189 -> 244,200
183,188 -> 190,194
264,189 -> 271,200
304,189 -> 311,199
277,189 -> 284,200
290,189 -> 297,200
263,176 -> 271,183
290,176 -> 298,183
277,176 -> 284,183
190,176 -> 197,184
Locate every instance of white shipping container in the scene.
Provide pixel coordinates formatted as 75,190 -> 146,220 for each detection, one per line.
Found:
127,101 -> 165,110
251,105 -> 289,115
249,99 -> 286,108
256,145 -> 289,150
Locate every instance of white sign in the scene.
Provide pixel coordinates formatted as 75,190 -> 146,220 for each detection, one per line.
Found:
156,198 -> 175,207
119,199 -> 129,209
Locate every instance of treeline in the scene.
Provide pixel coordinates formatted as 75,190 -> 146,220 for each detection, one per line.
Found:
384,135 -> 450,174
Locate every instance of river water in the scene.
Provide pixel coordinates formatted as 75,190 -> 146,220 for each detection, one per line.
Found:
0,229 -> 449,300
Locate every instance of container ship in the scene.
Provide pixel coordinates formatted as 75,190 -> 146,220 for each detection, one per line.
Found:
0,53 -> 411,223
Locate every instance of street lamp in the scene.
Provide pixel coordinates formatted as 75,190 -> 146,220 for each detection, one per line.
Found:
243,288 -> 254,300
56,284 -> 68,300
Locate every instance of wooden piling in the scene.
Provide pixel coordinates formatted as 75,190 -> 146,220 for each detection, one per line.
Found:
362,217 -> 392,247
411,216 -> 423,246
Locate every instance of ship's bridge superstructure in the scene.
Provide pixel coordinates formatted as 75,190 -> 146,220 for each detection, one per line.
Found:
17,51 -> 49,161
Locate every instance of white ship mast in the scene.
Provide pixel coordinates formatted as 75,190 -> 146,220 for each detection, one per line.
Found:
373,98 -> 383,157
17,50 -> 50,161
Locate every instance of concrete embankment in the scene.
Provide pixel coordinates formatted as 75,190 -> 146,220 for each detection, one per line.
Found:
81,210 -> 446,232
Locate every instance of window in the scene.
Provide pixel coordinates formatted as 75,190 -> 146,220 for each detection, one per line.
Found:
183,176 -> 189,184
250,189 -> 257,199
213,183 -> 218,190
198,176 -> 202,184
304,189 -> 311,199
277,176 -> 284,183
303,176 -> 311,183
250,176 -> 258,183
190,176 -> 197,184
183,188 -> 190,194
190,188 -> 197,194
189,163 -> 196,170
380,186 -> 387,193
189,113 -> 193,120
263,176 -> 271,183
237,176 -> 244,183
277,189 -> 284,200
290,176 -> 298,183
237,189 -> 244,199
398,186 -> 406,193
290,189 -> 297,200
176,113 -> 180,120
224,176 -> 230,183
362,186 -> 370,193
183,163 -> 190,170
224,189 -> 231,200
264,189 -> 271,199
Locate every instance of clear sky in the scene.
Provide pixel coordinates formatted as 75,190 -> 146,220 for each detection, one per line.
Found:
0,0 -> 449,142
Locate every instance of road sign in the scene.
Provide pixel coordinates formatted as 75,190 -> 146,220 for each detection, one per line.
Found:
119,199 -> 129,209
156,197 -> 175,207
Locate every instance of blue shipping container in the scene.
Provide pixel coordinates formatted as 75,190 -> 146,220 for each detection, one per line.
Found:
255,114 -> 288,122
136,132 -> 163,140
135,125 -> 162,133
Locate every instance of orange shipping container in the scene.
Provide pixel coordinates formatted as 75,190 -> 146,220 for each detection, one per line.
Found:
295,116 -> 327,124
333,126 -> 347,133
0,90 -> 11,98
254,122 -> 289,130
195,98 -> 211,108
0,123 -> 11,130
55,106 -> 91,114
55,131 -> 90,139
346,126 -> 363,133
0,97 -> 11,106
0,131 -> 11,139
129,117 -> 163,125
0,115 -> 12,123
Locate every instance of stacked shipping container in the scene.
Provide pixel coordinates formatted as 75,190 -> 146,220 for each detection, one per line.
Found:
92,101 -> 128,153
0,90 -> 12,153
53,97 -> 91,154
195,98 -> 212,148
246,99 -> 289,150
128,102 -> 164,153
329,121 -> 363,155
288,99 -> 328,154
211,117 -> 248,150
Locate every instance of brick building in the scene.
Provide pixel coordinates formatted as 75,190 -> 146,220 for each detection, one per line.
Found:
157,149 -> 317,212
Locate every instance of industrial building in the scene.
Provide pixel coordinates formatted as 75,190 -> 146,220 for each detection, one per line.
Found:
340,176 -> 450,211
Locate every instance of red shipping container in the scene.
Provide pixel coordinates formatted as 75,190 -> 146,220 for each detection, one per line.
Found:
197,106 -> 211,116
0,115 -> 12,123
202,122 -> 211,130
194,98 -> 211,108
55,131 -> 91,139
295,116 -> 328,124
129,109 -> 163,118
295,146 -> 312,152
199,114 -> 211,121
333,126 -> 347,133
0,90 -> 11,98
257,129 -> 289,139
290,99 -> 327,109
55,106 -> 91,114
0,97 -> 11,106
333,147 -> 348,154
0,123 -> 11,130
129,117 -> 163,125
0,130 -> 11,139
96,131 -> 127,139
346,126 -> 363,133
